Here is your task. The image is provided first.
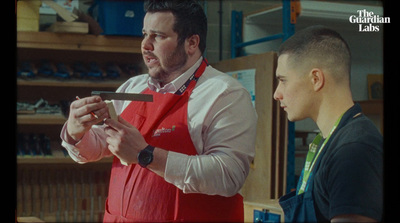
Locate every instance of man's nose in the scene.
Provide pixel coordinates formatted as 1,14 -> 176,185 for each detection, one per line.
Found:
273,85 -> 282,101
142,37 -> 153,51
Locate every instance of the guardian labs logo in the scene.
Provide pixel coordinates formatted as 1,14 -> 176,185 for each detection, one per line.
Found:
349,9 -> 390,32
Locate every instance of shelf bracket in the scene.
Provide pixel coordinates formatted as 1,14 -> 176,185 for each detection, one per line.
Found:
282,0 -> 296,194
231,10 -> 243,59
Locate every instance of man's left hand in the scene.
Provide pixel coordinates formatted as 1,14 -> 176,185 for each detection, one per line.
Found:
104,116 -> 148,165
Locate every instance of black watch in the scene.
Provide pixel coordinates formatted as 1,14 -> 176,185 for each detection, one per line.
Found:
137,145 -> 155,168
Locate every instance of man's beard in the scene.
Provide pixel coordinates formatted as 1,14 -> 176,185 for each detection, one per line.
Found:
146,43 -> 188,84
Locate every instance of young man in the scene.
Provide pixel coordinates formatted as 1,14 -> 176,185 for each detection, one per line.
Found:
274,26 -> 383,222
60,0 -> 257,222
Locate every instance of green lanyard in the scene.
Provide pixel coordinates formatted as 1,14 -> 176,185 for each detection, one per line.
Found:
297,113 -> 344,195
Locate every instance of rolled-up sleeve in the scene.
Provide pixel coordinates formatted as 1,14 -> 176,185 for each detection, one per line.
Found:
60,123 -> 112,163
164,85 -> 257,197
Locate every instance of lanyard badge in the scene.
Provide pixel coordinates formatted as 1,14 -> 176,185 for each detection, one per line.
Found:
175,58 -> 208,95
297,113 -> 344,195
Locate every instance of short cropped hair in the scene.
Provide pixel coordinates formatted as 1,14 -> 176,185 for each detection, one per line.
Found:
144,0 -> 208,54
279,25 -> 351,82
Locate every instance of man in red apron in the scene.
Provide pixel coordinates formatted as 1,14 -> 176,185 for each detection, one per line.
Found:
60,0 -> 257,222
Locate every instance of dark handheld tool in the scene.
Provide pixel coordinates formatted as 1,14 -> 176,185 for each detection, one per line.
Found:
91,91 -> 153,102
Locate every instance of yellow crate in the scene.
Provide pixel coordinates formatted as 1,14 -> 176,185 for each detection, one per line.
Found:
17,1 -> 41,31
17,18 -> 39,32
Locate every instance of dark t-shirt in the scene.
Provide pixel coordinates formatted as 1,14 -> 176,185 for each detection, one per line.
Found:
312,104 -> 383,222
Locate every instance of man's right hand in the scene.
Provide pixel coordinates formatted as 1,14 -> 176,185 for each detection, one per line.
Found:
66,96 -> 108,142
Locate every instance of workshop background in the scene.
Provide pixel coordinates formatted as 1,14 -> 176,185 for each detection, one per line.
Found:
16,0 -> 384,222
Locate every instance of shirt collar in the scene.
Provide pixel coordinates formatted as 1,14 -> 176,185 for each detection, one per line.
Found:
147,57 -> 203,94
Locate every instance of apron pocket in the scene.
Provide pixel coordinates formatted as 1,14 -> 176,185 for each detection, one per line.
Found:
123,113 -> 146,130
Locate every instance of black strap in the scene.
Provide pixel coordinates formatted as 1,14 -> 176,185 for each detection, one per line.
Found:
174,59 -> 208,95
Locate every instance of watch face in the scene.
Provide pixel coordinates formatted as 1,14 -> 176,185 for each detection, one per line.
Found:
138,148 -> 153,167
140,151 -> 152,163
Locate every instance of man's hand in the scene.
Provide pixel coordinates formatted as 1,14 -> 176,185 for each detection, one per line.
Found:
67,96 -> 108,142
104,116 -> 148,165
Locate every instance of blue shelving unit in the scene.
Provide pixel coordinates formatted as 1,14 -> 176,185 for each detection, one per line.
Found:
231,0 -> 297,194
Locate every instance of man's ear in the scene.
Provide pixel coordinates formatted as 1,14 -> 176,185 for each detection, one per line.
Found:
310,68 -> 325,92
185,34 -> 200,55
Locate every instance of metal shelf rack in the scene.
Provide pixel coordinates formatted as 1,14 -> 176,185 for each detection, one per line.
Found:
230,0 -> 297,193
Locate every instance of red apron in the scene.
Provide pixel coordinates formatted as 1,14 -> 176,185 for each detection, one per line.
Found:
103,59 -> 244,222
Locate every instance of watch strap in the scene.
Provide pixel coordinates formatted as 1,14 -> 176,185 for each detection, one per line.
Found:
144,144 -> 155,153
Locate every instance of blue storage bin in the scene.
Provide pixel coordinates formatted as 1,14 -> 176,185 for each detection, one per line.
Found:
92,0 -> 145,36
